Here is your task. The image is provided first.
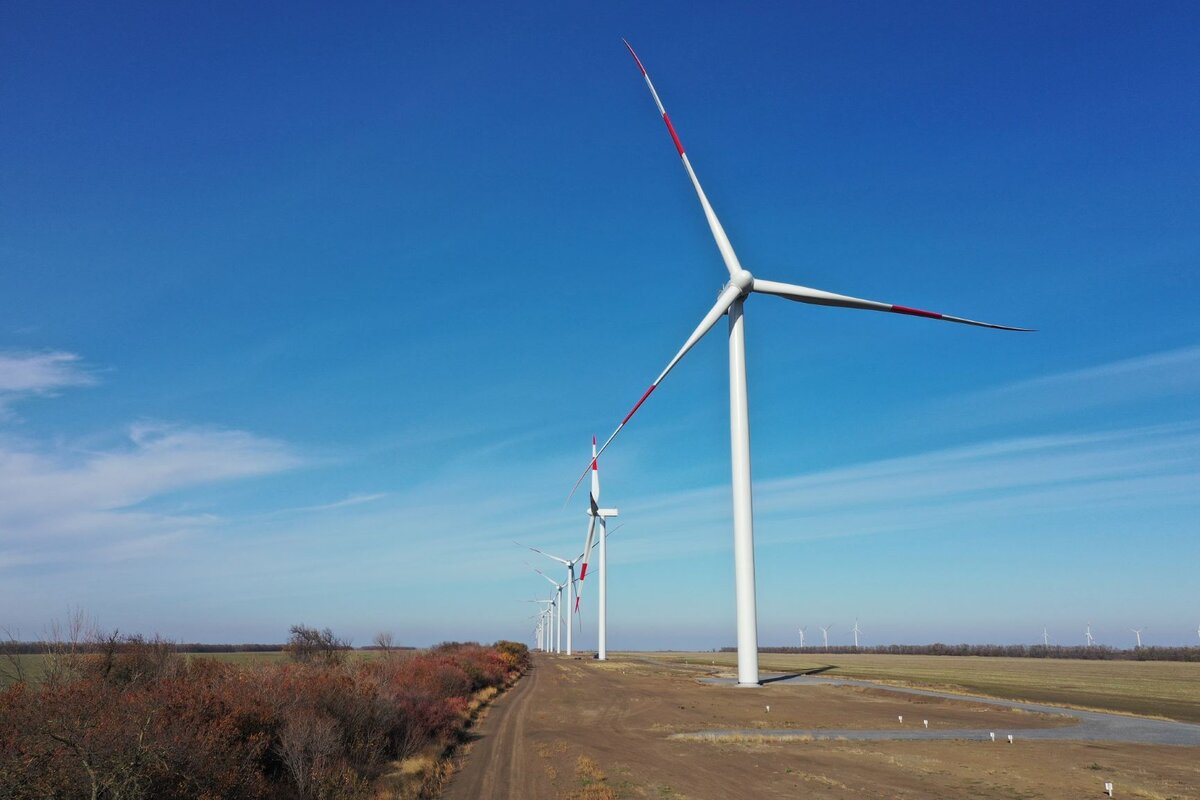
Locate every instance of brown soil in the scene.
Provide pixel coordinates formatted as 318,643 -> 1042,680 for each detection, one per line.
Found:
442,654 -> 1200,799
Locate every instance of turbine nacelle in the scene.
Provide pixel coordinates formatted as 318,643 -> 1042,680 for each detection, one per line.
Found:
730,268 -> 754,295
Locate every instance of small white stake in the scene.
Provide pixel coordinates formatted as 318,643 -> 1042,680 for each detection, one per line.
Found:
1105,781 -> 1113,797
990,732 -> 996,742
766,705 -> 770,713
923,719 -> 928,728
1007,734 -> 1014,744
898,715 -> 903,723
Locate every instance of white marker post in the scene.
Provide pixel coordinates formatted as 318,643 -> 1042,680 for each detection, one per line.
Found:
766,705 -> 770,713
923,719 -> 929,729
990,732 -> 996,742
1007,734 -> 1014,744
1105,781 -> 1114,797
898,715 -> 903,724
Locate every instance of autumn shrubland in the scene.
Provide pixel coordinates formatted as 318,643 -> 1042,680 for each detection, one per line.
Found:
0,628 -> 529,799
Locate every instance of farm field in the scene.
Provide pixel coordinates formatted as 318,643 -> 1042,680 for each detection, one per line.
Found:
0,648 -> 403,688
444,653 -> 1200,800
642,651 -> 1200,723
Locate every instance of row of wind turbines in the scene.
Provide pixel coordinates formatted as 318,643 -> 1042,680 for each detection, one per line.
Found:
522,40 -> 1028,684
797,620 -> 864,650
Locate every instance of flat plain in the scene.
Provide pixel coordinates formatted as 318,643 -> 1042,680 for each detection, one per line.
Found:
444,653 -> 1200,800
646,651 -> 1200,723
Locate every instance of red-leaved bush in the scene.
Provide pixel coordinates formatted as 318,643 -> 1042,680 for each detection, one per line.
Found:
0,635 -> 529,799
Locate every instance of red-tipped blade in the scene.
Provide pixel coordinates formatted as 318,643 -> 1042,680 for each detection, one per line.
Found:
568,283 -> 741,501
622,39 -> 742,278
751,279 -> 1033,331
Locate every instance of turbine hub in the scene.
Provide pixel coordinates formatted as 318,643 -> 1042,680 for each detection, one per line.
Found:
731,269 -> 754,294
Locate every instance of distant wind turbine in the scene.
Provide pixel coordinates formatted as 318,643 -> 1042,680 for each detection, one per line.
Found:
851,619 -> 862,649
575,436 -> 619,660
1085,623 -> 1096,647
520,544 -> 584,654
531,566 -> 567,654
798,626 -> 807,649
1042,627 -> 1049,647
820,624 -> 832,650
1131,628 -> 1144,649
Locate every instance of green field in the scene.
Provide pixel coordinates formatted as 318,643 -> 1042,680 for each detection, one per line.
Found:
640,651 -> 1200,723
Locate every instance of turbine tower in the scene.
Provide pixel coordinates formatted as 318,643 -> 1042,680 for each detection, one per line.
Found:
1085,623 -> 1096,647
520,543 -> 584,654
574,41 -> 1030,686
820,624 -> 832,650
798,626 -> 807,649
531,566 -> 567,654
1131,628 -> 1144,648
1042,627 -> 1049,647
576,436 -> 619,660
851,619 -> 862,649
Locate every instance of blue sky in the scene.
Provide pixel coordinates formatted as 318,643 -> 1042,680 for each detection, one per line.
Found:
2,2 -> 1197,649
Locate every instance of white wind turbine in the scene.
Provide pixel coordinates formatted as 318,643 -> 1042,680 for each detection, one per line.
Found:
851,619 -> 862,649
798,626 -> 807,649
531,566 -> 567,654
819,624 -> 832,650
521,546 -> 581,653
572,41 -> 1030,686
1131,628 -> 1144,648
575,437 -> 619,660
1085,623 -> 1096,647
1042,627 -> 1050,647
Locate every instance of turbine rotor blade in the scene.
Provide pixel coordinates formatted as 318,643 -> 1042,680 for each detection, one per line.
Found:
590,435 -> 600,504
569,283 -> 742,500
515,540 -> 571,566
623,39 -> 743,278
751,278 -> 1033,331
575,495 -> 600,613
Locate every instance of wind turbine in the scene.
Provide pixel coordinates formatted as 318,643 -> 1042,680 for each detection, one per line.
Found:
531,566 -> 567,654
573,41 -> 1030,686
1131,628 -> 1144,649
819,624 -> 832,650
575,437 -> 619,660
851,619 -> 862,649
1042,627 -> 1050,647
1085,623 -> 1096,647
528,601 -> 553,650
522,547 -> 582,653
798,626 -> 807,649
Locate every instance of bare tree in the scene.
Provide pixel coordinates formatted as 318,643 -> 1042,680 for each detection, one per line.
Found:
43,606 -> 98,685
286,624 -> 350,665
373,631 -> 394,653
1,626 -> 28,685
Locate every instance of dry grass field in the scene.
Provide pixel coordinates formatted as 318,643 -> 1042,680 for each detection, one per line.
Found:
0,649 -> 405,688
444,654 -> 1200,800
641,651 -> 1200,723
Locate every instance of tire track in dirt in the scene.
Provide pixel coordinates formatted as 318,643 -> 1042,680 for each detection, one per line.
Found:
442,655 -> 542,800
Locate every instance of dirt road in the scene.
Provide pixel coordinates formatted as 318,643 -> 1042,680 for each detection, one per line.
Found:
442,654 -> 543,800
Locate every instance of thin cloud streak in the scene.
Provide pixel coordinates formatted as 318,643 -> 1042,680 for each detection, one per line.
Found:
0,422 -> 305,564
937,344 -> 1200,426
0,350 -> 95,413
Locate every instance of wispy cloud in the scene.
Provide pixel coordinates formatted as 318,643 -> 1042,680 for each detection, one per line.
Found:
0,350 -> 95,414
0,421 -> 304,565
938,344 -> 1200,427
